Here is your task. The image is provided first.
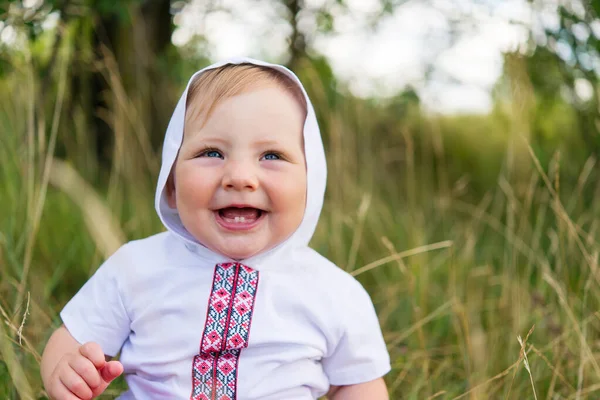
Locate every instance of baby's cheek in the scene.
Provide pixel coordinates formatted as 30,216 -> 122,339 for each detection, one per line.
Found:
177,167 -> 215,193
281,181 -> 306,223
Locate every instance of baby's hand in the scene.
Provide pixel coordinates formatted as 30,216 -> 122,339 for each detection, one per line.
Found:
47,342 -> 123,400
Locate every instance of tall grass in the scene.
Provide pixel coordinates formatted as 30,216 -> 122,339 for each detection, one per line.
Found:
2,39 -> 600,400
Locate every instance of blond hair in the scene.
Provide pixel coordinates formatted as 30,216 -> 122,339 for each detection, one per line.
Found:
184,63 -> 308,131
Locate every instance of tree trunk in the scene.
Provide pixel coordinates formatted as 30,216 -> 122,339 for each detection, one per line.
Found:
85,0 -> 174,166
283,0 -> 306,71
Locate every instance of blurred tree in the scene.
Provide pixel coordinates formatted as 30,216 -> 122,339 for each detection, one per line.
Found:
524,0 -> 600,155
74,0 -> 174,165
2,0 -> 178,170
282,0 -> 411,71
2,0 -> 413,170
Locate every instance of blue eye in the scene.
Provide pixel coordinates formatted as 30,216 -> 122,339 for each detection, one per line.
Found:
263,153 -> 280,160
200,149 -> 223,158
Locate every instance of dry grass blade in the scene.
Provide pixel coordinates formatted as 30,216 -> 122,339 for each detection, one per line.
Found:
426,390 -> 447,399
98,45 -> 158,176
575,157 -> 596,198
517,327 -> 539,400
451,358 -> 522,400
543,273 -> 600,379
346,193 -> 371,271
0,304 -> 35,399
523,139 -> 600,288
505,326 -> 535,400
576,257 -> 595,400
17,291 -> 30,345
48,158 -> 126,259
567,384 -> 600,399
351,240 -> 453,277
388,299 -> 455,348
0,302 -> 41,363
13,42 -> 69,321
528,346 -> 574,393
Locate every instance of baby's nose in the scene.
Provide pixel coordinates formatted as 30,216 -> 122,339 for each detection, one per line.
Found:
222,161 -> 259,191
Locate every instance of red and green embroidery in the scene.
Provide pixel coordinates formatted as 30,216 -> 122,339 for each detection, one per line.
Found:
191,263 -> 259,400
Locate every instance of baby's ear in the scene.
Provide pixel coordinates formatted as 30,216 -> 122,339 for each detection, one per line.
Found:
166,173 -> 177,209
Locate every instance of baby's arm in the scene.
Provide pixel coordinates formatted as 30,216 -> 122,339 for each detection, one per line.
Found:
41,325 -> 123,400
327,378 -> 388,399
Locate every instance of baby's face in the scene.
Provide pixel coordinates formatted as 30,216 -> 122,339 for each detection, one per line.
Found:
168,85 -> 307,260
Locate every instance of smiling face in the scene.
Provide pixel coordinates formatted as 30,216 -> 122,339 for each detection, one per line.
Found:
167,85 -> 307,260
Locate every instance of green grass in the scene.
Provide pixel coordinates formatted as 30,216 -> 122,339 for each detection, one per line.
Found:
2,43 -> 600,400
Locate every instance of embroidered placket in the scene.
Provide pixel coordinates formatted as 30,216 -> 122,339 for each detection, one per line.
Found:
191,263 -> 259,400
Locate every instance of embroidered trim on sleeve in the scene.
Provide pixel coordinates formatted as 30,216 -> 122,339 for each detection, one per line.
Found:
191,263 -> 259,400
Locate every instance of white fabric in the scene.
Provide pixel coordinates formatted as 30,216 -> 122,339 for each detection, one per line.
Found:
61,57 -> 390,399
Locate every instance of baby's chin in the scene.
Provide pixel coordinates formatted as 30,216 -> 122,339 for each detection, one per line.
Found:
203,239 -> 280,261
217,245 -> 273,261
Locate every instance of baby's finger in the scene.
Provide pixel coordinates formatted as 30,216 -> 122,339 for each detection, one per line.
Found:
49,380 -> 82,400
58,366 -> 93,400
68,355 -> 102,390
100,360 -> 123,383
78,342 -> 105,369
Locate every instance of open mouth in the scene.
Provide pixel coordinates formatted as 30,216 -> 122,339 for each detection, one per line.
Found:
215,206 -> 265,229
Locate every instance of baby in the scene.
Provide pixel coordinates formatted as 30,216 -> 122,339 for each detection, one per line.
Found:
41,58 -> 390,399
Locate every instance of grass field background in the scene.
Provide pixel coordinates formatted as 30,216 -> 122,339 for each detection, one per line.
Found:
2,11 -> 600,399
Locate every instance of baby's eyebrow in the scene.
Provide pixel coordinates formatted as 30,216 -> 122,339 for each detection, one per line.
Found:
185,135 -> 229,146
253,139 -> 281,147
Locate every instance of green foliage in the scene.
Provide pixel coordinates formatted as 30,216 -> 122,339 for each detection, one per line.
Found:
525,1 -> 600,154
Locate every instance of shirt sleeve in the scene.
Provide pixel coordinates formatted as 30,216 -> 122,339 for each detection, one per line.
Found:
60,244 -> 132,357
322,280 -> 391,385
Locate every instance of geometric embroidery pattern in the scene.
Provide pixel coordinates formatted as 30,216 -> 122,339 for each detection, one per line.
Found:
191,263 -> 259,400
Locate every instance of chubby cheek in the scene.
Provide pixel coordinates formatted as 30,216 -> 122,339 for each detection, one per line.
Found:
270,175 -> 307,230
175,166 -> 214,211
